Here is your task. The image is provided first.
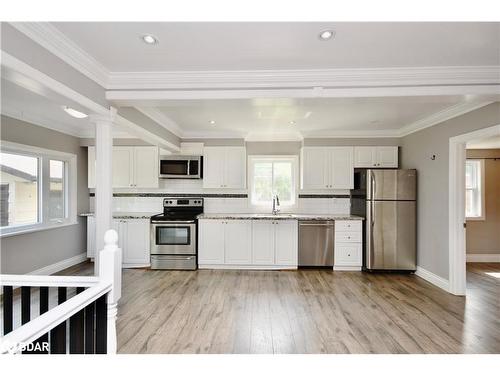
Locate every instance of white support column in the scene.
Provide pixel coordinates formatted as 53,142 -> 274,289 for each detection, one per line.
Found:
98,229 -> 122,354
90,109 -> 116,274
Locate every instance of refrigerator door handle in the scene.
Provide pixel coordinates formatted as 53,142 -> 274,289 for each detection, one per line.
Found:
371,173 -> 376,198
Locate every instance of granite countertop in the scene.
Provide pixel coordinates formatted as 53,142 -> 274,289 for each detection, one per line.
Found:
196,213 -> 364,221
79,212 -> 156,219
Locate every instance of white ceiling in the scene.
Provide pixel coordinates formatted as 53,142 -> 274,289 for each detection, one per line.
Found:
149,95 -> 467,138
1,79 -> 131,138
467,135 -> 500,149
51,22 -> 500,72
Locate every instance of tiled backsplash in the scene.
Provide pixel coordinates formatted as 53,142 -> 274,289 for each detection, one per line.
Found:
89,196 -> 351,215
89,178 -> 351,215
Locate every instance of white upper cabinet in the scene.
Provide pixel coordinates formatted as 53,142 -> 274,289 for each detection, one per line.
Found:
88,146 -> 159,188
329,147 -> 354,189
301,147 -> 353,190
354,146 -> 398,168
112,147 -> 134,188
301,147 -> 328,189
203,146 -> 246,189
133,147 -> 159,188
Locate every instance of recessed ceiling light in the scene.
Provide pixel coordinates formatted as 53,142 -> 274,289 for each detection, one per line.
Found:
62,106 -> 88,119
141,34 -> 158,45
209,120 -> 216,125
289,121 -> 296,125
319,30 -> 335,41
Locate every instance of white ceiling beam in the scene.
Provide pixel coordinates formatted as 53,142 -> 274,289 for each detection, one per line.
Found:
106,85 -> 500,105
10,22 -> 110,88
134,107 -> 184,137
107,66 -> 500,90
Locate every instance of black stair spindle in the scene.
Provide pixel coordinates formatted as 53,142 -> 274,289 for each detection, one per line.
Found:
95,294 -> 107,354
21,286 -> 31,354
69,287 -> 85,354
31,287 -> 50,354
3,286 -> 13,335
50,287 -> 67,354
21,286 -> 31,325
84,302 -> 95,354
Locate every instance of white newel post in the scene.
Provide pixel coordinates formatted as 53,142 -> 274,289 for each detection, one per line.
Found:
90,109 -> 116,274
99,229 -> 122,354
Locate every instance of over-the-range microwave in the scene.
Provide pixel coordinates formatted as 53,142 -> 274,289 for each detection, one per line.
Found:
159,155 -> 203,179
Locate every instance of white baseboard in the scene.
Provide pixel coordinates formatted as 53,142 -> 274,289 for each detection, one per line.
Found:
415,266 -> 450,292
0,253 -> 88,295
466,253 -> 500,263
28,252 -> 88,276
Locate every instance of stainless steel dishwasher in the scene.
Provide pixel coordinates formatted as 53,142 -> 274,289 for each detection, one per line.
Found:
298,220 -> 334,267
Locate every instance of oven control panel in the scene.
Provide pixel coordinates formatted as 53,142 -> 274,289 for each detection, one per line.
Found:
163,198 -> 203,207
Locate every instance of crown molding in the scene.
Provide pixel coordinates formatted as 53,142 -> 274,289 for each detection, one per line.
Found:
9,22 -> 499,93
10,22 -> 109,88
134,107 -> 184,137
106,66 -> 500,90
397,100 -> 495,137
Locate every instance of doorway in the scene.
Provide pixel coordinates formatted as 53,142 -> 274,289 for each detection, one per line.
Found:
449,124 -> 500,295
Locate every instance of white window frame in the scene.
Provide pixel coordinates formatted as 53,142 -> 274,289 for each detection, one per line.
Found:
465,158 -> 485,221
248,155 -> 298,212
0,141 -> 78,237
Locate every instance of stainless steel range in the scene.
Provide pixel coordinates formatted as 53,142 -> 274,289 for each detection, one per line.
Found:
150,198 -> 203,270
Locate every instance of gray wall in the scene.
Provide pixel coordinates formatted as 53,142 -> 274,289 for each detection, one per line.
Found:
246,141 -> 302,155
1,115 -> 89,274
401,102 -> 500,279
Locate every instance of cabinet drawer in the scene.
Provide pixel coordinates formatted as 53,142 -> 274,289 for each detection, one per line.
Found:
335,244 -> 362,266
335,231 -> 362,243
335,220 -> 362,232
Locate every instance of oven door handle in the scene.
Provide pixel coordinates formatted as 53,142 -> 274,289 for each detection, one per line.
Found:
151,220 -> 196,224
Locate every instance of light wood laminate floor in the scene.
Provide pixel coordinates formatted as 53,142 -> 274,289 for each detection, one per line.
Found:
4,263 -> 499,354
54,262 -> 499,354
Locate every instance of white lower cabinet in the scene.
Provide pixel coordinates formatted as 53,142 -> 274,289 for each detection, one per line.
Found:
334,220 -> 363,271
199,219 -> 298,268
224,220 -> 252,264
122,219 -> 150,266
274,220 -> 298,265
86,216 -> 150,268
251,221 -> 275,265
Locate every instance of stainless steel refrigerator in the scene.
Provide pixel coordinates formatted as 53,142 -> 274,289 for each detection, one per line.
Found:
351,169 -> 417,271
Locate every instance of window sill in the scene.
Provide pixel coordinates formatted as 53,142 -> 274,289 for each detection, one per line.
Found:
466,216 -> 486,221
0,221 -> 79,238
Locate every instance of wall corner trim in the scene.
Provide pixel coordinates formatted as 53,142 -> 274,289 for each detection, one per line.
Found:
415,266 -> 450,293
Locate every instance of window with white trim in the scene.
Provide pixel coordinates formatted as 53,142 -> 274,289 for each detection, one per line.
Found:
465,159 -> 485,220
249,156 -> 298,209
0,142 -> 77,236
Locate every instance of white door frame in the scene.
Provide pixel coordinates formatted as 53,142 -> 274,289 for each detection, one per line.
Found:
448,124 -> 500,295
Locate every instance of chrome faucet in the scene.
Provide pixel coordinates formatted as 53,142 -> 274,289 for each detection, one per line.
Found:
272,195 -> 280,215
